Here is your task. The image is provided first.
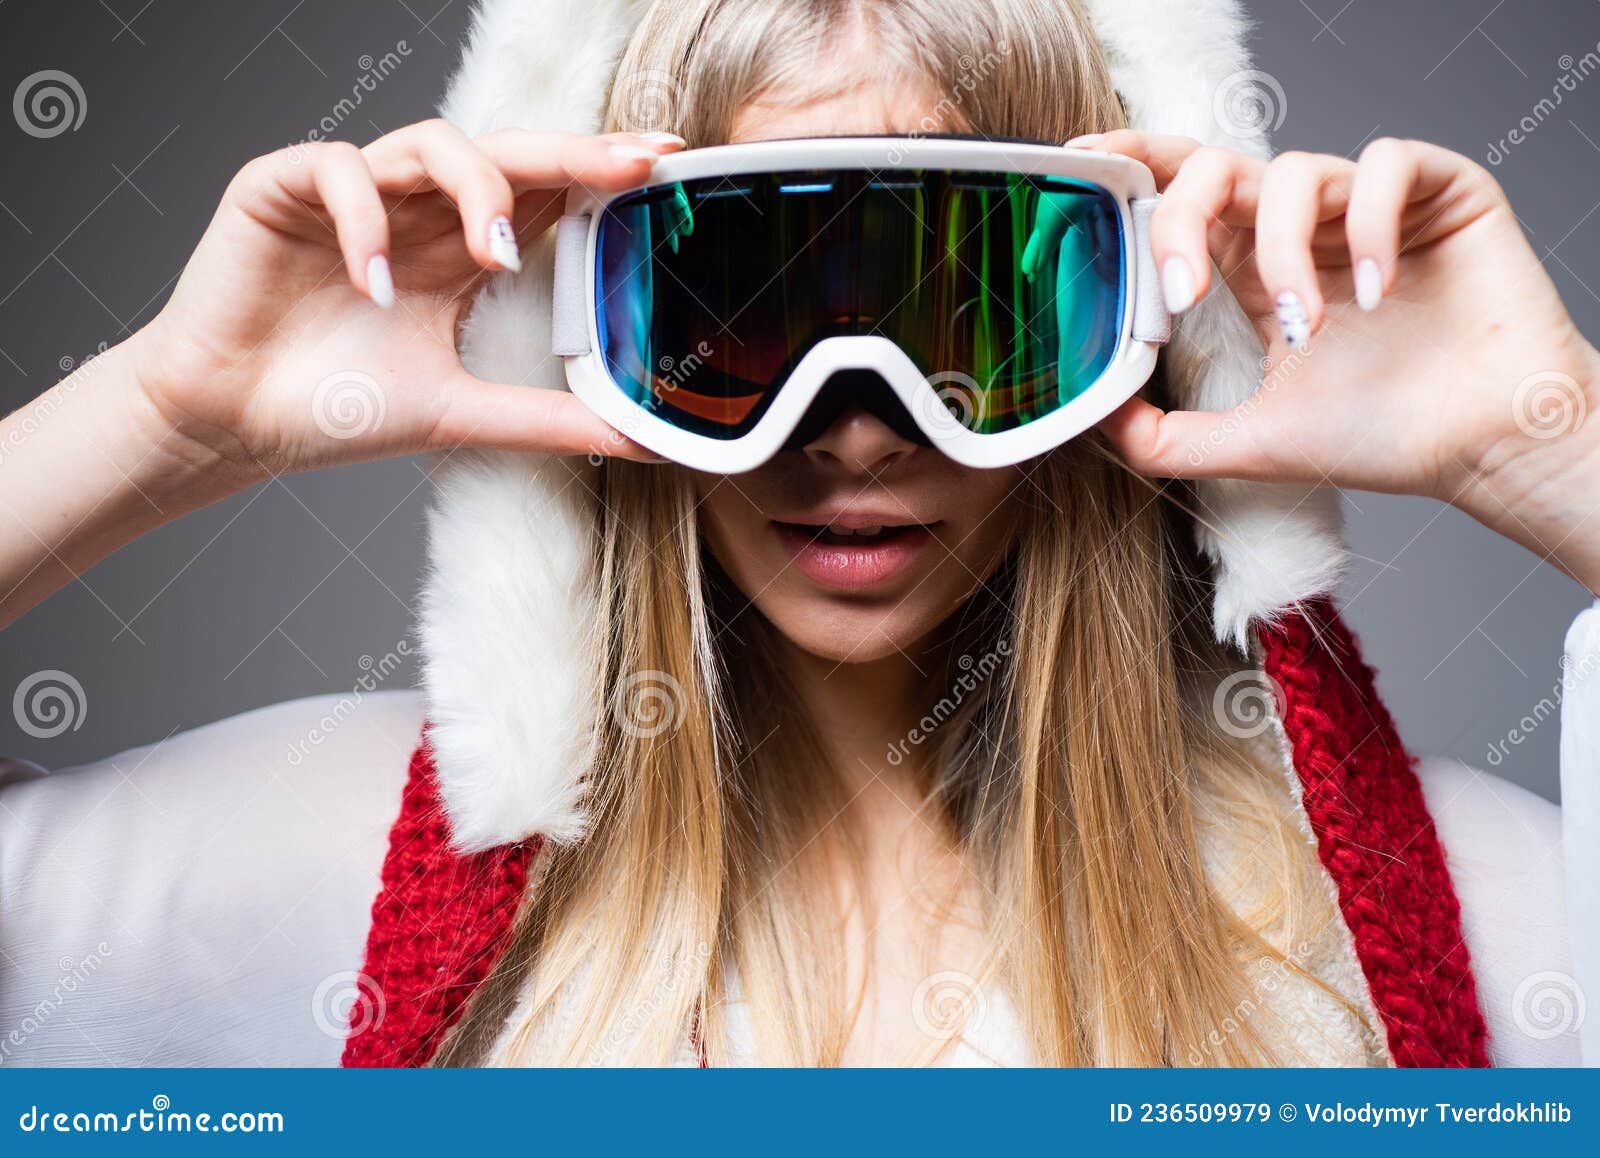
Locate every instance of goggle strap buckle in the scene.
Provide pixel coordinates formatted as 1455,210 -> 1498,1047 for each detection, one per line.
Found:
551,213 -> 593,357
1130,196 -> 1171,346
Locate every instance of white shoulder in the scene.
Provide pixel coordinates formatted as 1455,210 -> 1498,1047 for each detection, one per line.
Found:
1414,756 -> 1579,1066
1559,598 -> 1600,1066
0,689 -> 424,1066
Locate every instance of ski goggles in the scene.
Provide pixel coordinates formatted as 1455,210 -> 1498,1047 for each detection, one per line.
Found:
552,137 -> 1169,472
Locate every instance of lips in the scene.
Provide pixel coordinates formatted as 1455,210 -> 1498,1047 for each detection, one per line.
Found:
772,518 -> 938,590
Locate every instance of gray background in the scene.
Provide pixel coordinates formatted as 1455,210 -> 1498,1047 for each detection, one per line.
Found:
1,0 -> 1596,801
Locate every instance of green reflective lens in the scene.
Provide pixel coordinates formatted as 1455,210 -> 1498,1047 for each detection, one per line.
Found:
595,170 -> 1125,440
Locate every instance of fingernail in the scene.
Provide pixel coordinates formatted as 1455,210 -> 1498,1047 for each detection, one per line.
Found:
1275,290 -> 1310,348
366,254 -> 394,309
610,143 -> 660,164
640,131 -> 686,147
488,216 -> 522,273
1354,258 -> 1382,312
1065,133 -> 1104,147
1161,256 -> 1196,314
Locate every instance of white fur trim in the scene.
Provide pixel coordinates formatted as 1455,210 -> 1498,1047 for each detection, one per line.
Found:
422,0 -> 1347,847
439,0 -> 652,137
1154,284 -> 1345,648
422,0 -> 647,850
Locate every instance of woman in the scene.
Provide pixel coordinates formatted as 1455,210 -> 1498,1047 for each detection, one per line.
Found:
0,0 -> 1594,1067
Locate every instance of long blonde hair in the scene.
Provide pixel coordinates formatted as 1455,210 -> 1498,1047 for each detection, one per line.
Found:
440,0 -> 1356,1067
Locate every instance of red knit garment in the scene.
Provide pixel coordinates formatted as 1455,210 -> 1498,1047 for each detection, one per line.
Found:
344,600 -> 1489,1067
339,741 -> 540,1068
1257,598 -> 1489,1067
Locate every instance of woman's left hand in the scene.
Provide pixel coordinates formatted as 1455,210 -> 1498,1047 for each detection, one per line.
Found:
1082,130 -> 1600,593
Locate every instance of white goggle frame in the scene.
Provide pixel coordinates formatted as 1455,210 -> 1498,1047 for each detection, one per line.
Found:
553,137 -> 1168,473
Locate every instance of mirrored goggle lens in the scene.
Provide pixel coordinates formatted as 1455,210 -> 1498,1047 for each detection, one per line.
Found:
594,169 -> 1125,441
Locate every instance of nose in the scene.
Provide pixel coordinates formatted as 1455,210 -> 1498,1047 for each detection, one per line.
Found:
802,406 -> 918,475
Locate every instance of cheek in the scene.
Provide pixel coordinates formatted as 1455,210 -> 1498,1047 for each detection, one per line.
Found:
691,473 -> 777,591
942,467 -> 1023,572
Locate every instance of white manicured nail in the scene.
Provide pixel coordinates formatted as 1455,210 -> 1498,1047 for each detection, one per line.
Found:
1161,257 -> 1196,314
1275,290 -> 1310,348
1065,133 -> 1104,147
366,254 -> 394,309
610,143 -> 660,164
640,131 -> 686,146
1354,258 -> 1382,311
488,216 -> 522,273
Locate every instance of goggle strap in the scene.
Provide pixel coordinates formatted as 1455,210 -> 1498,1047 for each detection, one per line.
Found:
551,212 -> 593,357
1130,196 -> 1171,345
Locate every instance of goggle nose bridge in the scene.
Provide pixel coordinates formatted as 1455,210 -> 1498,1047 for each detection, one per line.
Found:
781,365 -> 934,450
774,335 -> 970,446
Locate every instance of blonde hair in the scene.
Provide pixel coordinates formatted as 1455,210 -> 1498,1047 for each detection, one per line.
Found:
440,0 -> 1358,1067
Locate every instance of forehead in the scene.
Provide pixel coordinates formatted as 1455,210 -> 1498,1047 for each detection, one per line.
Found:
729,84 -> 948,144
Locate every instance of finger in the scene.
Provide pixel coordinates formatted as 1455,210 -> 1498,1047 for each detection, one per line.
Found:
489,131 -> 689,246
1066,129 -> 1204,188
1345,137 -> 1465,310
231,144 -> 392,305
1096,395 -> 1284,482
506,185 -> 572,249
474,129 -> 679,193
1148,145 -> 1265,311
1253,151 -> 1355,340
429,375 -> 664,461
305,144 -> 391,306
363,119 -> 519,270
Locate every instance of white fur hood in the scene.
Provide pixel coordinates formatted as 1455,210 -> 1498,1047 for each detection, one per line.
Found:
421,0 -> 1347,851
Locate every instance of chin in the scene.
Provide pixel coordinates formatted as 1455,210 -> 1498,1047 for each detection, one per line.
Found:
745,588 -> 953,658
757,595 -> 947,664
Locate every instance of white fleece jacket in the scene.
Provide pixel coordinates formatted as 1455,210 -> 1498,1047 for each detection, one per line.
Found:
0,600 -> 1593,1067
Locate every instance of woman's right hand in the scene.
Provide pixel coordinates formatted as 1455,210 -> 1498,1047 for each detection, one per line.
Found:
129,121 -> 680,483
0,123 -> 679,627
